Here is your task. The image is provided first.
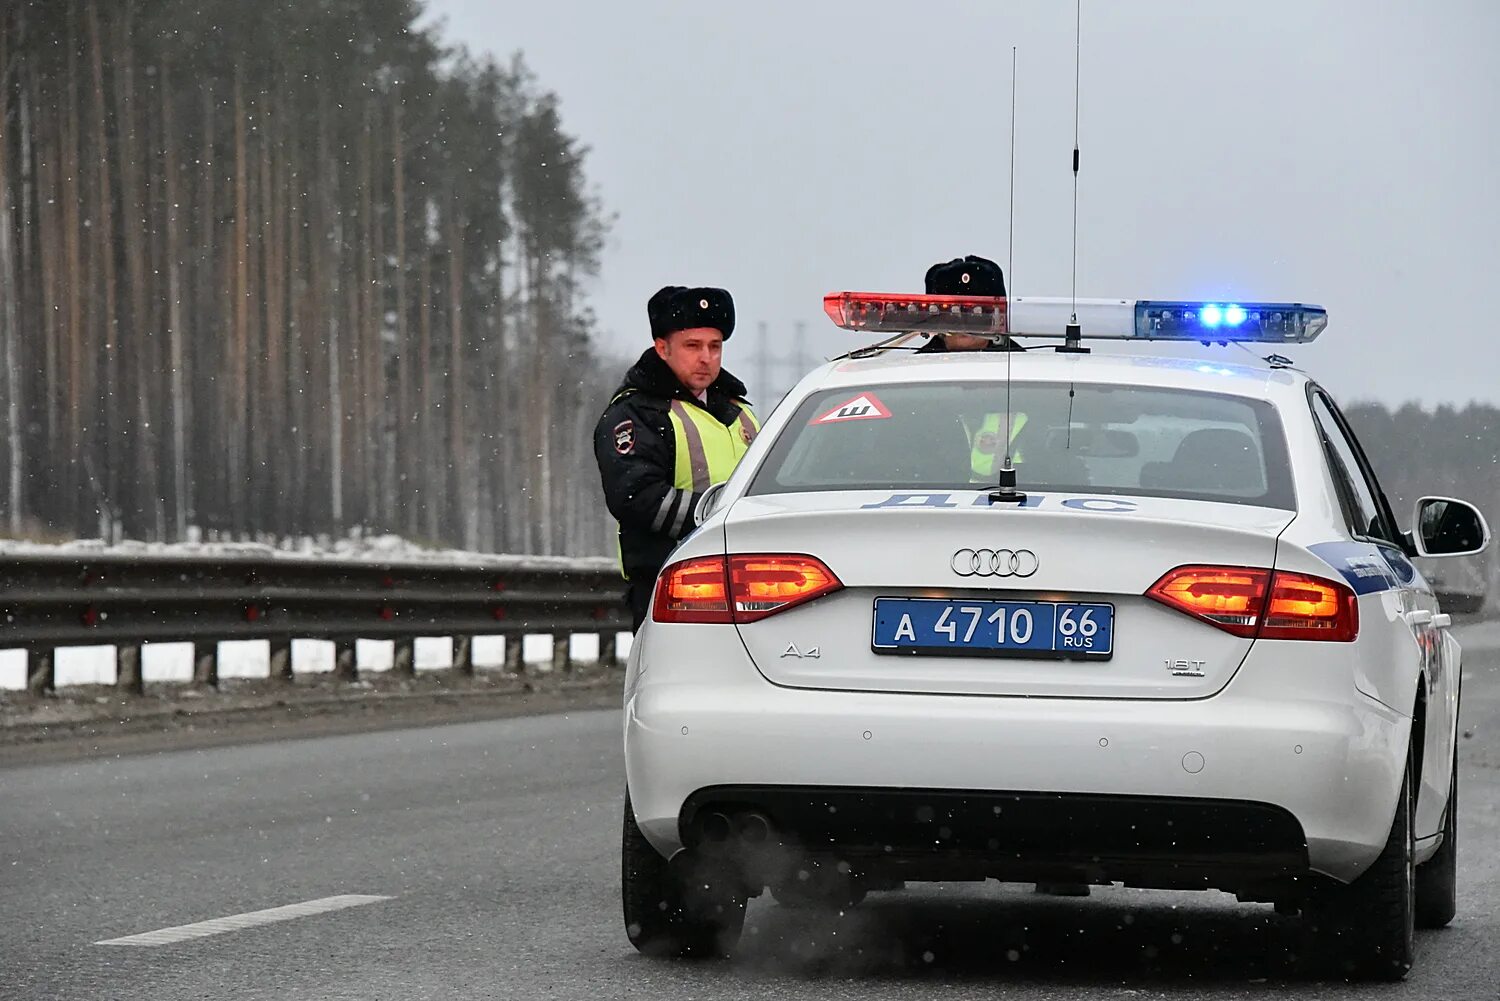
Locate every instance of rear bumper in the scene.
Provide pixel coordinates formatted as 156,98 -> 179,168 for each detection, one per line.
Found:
679,785 -> 1307,891
625,652 -> 1409,885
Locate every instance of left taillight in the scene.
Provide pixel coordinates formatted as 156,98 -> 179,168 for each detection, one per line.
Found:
653,554 -> 842,624
653,556 -> 732,623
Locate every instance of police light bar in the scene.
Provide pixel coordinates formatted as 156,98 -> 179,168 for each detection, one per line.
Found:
822,292 -> 1008,336
823,293 -> 1328,344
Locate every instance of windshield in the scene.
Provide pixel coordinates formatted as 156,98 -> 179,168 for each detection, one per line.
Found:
749,381 -> 1295,509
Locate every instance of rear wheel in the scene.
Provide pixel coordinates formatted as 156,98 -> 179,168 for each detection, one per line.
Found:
1415,750 -> 1458,929
1304,747 -> 1416,980
622,793 -> 744,959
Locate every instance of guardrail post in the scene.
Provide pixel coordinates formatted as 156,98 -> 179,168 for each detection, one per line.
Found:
269,639 -> 293,682
453,635 -> 473,676
117,643 -> 144,695
393,638 -> 416,677
599,632 -> 619,669
333,640 -> 358,681
504,634 -> 523,675
26,647 -> 55,695
551,632 -> 571,673
192,641 -> 218,688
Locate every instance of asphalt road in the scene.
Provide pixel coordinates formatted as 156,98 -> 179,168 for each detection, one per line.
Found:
4,621 -> 1499,1000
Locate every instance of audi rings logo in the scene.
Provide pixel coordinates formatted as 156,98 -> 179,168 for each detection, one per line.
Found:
951,548 -> 1039,578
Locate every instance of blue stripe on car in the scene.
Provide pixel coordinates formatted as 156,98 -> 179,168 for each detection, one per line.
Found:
1308,541 -> 1427,595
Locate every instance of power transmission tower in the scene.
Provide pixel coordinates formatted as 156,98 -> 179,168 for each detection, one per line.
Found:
750,321 -> 813,407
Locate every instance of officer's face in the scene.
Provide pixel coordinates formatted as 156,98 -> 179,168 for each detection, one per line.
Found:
942,332 -> 993,352
655,327 -> 723,393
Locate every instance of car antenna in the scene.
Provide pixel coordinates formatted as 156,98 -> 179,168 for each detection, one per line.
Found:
1056,0 -> 1089,356
990,45 -> 1028,506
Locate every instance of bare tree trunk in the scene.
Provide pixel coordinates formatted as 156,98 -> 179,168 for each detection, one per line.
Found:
231,63 -> 250,532
114,6 -> 157,536
391,93 -> 411,538
418,226 -> 434,541
63,10 -> 85,530
320,94 -> 343,529
161,61 -> 189,539
197,83 -> 220,531
446,208 -> 467,547
87,1 -> 120,538
35,77 -> 61,526
259,95 -> 280,533
282,75 -> 306,533
0,15 -> 23,535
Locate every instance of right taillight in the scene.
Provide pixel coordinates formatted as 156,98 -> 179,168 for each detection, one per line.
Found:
1146,565 -> 1357,642
1259,570 -> 1359,642
653,554 -> 842,624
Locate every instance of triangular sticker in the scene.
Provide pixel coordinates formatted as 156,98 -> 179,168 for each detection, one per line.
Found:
812,393 -> 892,425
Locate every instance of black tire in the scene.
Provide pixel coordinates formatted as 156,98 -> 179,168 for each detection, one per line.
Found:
1415,750 -> 1458,929
621,793 -> 744,959
1304,747 -> 1416,981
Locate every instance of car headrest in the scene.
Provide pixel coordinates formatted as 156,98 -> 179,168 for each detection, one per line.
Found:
1140,428 -> 1263,493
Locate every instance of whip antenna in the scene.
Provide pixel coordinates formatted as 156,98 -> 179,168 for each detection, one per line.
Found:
1060,0 -> 1087,354
991,45 -> 1027,505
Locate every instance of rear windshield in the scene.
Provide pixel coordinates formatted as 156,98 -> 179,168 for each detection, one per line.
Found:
748,381 -> 1295,509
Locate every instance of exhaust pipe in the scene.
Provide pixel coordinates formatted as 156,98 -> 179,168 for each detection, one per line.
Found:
699,811 -> 732,844
737,811 -> 772,845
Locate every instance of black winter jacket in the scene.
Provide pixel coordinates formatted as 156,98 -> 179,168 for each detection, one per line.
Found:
593,349 -> 752,581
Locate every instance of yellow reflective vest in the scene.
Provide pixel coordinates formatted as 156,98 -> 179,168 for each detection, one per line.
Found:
964,413 -> 1027,479
668,399 -> 760,494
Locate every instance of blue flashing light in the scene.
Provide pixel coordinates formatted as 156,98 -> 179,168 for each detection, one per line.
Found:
1133,300 -> 1328,343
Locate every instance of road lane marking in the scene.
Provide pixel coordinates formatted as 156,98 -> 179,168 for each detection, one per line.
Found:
95,894 -> 393,947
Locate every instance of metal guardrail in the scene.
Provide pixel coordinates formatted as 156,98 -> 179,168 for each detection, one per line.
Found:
0,550 -> 631,694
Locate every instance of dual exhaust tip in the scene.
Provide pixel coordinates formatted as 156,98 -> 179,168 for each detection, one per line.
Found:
698,809 -> 772,846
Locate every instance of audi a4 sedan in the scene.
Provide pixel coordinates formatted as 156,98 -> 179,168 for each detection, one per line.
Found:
620,298 -> 1489,981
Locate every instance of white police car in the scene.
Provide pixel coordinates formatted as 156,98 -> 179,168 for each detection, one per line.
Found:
620,292 -> 1490,980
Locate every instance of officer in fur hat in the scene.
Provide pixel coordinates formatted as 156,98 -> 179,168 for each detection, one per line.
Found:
594,286 -> 760,631
916,254 -> 1025,353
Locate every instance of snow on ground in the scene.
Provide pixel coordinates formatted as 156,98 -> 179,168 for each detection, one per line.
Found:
0,632 -> 632,691
0,533 -> 614,572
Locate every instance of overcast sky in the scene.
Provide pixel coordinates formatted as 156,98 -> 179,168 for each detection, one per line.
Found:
420,0 -> 1498,407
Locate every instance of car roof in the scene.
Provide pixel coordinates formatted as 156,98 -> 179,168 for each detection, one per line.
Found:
807,346 -> 1311,406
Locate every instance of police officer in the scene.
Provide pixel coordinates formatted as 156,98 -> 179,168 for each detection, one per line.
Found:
916,255 -> 1028,480
916,255 -> 1025,356
594,286 -> 760,631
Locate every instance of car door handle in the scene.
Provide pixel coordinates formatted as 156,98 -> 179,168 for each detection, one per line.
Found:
1432,613 -> 1452,629
1406,610 -> 1434,626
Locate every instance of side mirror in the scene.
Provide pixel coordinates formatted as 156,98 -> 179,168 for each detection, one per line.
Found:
1410,496 -> 1491,558
694,482 -> 727,527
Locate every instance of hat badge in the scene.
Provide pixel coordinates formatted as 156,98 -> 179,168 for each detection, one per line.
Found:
961,272 -> 971,284
699,298 -> 709,309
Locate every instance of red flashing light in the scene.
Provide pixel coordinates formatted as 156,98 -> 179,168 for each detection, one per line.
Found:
823,292 -> 1008,335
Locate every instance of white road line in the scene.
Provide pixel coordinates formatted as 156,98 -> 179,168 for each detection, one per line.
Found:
95,894 -> 393,947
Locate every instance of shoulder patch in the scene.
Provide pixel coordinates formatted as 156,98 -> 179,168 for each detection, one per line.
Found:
613,420 -> 635,455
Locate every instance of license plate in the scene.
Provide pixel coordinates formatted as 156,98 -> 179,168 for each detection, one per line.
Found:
872,597 -> 1115,659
